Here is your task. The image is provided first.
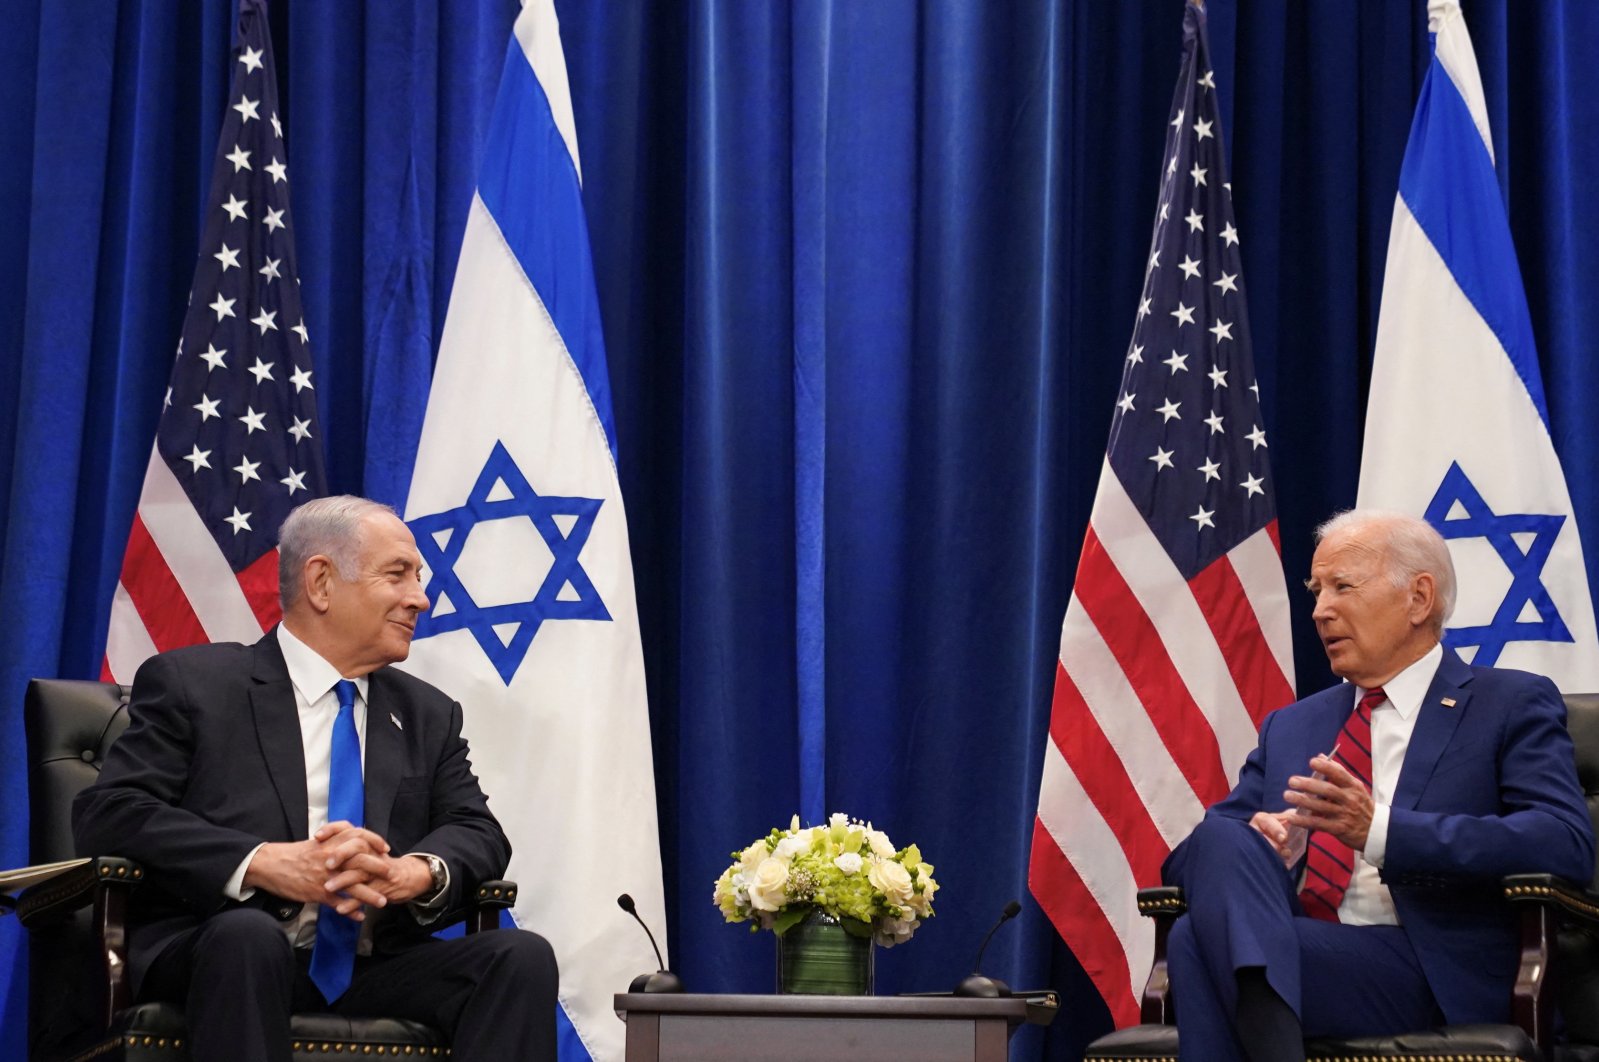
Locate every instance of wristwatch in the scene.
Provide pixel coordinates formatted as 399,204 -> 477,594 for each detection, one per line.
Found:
417,853 -> 448,902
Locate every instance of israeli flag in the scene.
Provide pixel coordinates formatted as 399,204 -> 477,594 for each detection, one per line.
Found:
398,3 -> 664,1058
1358,0 -> 1599,691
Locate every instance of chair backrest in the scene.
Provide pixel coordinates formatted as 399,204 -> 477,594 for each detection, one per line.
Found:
1556,694 -> 1599,1046
1561,694 -> 1599,893
24,679 -> 130,1059
25,678 -> 131,863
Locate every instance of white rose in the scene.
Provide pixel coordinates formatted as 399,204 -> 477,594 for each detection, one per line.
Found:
739,840 -> 769,873
866,829 -> 896,859
746,857 -> 791,912
834,852 -> 863,875
874,916 -> 917,948
775,827 -> 817,862
773,835 -> 805,861
868,859 -> 914,907
829,812 -> 850,830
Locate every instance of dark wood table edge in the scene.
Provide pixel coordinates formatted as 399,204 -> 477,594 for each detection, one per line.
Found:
614,992 -> 1058,1027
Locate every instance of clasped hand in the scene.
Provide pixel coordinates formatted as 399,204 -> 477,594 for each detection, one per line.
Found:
243,821 -> 433,921
1249,755 -> 1374,864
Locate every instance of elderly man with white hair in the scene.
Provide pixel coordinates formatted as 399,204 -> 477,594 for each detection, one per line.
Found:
1161,509 -> 1595,1062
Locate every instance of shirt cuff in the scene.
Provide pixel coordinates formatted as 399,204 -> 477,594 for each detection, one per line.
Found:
225,843 -> 266,901
1363,803 -> 1391,867
406,852 -> 450,923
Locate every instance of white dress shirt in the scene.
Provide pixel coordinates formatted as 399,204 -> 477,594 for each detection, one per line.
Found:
1337,641 -> 1443,926
224,623 -> 444,948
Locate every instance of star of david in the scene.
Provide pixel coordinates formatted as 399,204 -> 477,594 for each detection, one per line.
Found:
408,441 -> 611,684
1424,461 -> 1571,666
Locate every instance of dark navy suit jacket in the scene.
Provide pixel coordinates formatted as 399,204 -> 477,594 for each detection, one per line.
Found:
72,631 -> 510,993
1164,648 -> 1595,1024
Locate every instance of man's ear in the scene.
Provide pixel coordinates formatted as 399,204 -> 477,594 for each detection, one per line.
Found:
1409,572 -> 1438,628
303,556 -> 336,614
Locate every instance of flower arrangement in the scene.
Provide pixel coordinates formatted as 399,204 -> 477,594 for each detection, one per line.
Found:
712,813 -> 938,947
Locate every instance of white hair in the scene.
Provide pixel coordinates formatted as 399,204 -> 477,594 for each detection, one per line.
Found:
1315,509 -> 1456,632
277,496 -> 399,609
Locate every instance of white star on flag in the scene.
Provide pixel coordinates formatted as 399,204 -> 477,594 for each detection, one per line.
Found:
102,0 -> 329,697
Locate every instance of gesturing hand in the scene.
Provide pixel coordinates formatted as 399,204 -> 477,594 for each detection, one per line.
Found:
1248,810 -> 1298,867
1282,755 -> 1375,852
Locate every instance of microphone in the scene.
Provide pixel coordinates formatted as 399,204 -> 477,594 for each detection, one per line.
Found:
954,899 -> 1022,998
617,893 -> 684,994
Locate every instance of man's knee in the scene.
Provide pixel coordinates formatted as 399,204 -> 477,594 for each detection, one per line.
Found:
1185,815 -> 1257,854
1181,816 -> 1284,882
194,909 -> 294,967
485,930 -> 558,993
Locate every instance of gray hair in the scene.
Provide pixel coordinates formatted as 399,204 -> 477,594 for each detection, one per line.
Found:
278,496 -> 399,609
1315,509 -> 1456,632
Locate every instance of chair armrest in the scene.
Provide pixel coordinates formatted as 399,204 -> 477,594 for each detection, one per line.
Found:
1134,886 -> 1184,1025
17,856 -> 143,1031
1502,873 -> 1596,1056
1504,873 -> 1599,929
16,857 -> 144,928
1137,886 -> 1186,920
467,879 -> 518,934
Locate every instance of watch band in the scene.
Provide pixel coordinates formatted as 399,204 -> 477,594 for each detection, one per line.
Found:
420,854 -> 447,900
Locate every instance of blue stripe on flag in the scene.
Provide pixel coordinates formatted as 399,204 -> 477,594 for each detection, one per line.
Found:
1397,53 -> 1550,428
555,1002 -> 595,1062
477,38 -> 620,465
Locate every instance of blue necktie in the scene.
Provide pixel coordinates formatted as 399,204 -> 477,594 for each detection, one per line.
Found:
310,679 -> 363,1003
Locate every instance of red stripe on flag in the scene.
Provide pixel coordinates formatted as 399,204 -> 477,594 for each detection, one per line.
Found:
1188,555 -> 1295,726
237,548 -> 283,632
119,515 -> 210,653
1265,517 -> 1281,554
1049,663 -> 1171,886
1073,528 -> 1232,806
1028,817 -> 1140,1028
99,656 -> 113,682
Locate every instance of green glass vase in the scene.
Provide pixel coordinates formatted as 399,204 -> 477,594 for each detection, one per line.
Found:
776,910 -> 875,995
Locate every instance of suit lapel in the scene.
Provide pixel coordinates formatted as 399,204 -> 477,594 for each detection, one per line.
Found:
363,668 -> 403,842
1392,648 -> 1473,811
250,632 -> 310,840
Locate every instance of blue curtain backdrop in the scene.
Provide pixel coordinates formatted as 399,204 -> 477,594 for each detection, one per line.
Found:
5,1 -> 1599,1058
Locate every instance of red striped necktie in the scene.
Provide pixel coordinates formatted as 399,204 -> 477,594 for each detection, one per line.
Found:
1297,686 -> 1384,922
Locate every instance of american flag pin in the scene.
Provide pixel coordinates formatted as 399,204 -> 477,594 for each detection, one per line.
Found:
390,712 -> 404,730
1440,697 -> 1457,708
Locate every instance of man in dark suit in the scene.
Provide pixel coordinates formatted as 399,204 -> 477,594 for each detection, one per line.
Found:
73,495 -> 557,1062
1163,510 -> 1595,1061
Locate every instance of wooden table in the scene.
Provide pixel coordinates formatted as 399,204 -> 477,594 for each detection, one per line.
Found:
614,992 -> 1058,1062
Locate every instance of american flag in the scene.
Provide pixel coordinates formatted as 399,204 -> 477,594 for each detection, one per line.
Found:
103,0 -> 325,682
1028,0 -> 1295,1028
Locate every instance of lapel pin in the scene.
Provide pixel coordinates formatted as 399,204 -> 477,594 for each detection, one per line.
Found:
1440,697 -> 1457,708
390,712 -> 404,730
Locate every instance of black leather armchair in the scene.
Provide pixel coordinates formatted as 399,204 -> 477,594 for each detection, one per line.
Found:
1086,692 -> 1599,1062
9,678 -> 520,1062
